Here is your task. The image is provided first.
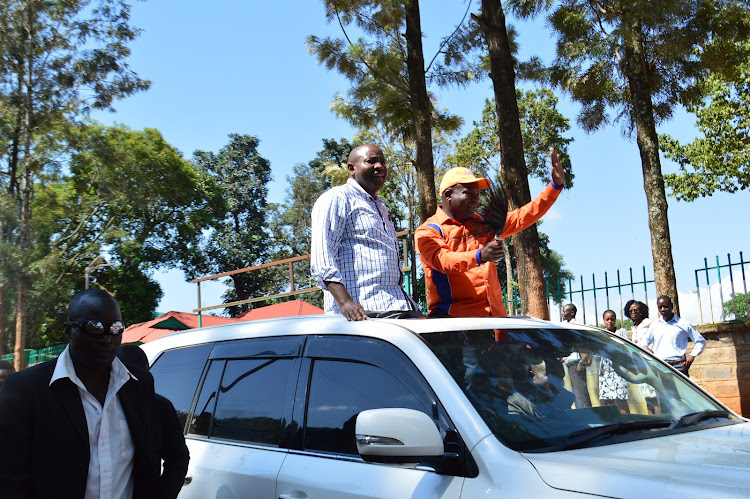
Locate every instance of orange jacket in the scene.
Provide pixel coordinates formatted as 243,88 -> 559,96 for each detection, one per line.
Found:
415,183 -> 562,318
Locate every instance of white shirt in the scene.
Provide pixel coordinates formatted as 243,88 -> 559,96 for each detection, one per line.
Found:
50,346 -> 138,499
646,315 -> 706,361
311,178 -> 416,313
631,318 -> 653,349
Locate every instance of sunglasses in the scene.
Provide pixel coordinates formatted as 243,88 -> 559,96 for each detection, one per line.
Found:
65,320 -> 125,336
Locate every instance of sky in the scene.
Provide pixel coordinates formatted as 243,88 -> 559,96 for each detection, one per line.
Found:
92,0 -> 749,326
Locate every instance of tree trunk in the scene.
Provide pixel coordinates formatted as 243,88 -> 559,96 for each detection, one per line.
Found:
503,240 -> 515,315
14,4 -> 35,371
404,0 -> 437,222
621,24 -> 680,315
476,0 -> 550,319
14,278 -> 26,371
0,287 -> 4,355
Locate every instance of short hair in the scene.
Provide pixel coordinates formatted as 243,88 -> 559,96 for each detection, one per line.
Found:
0,360 -> 14,371
602,309 -> 616,318
117,344 -> 149,370
563,303 -> 577,314
657,295 -> 672,304
67,289 -> 119,322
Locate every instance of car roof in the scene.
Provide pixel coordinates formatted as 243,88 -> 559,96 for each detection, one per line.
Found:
140,314 -> 601,361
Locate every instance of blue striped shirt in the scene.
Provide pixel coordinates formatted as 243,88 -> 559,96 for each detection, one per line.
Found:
311,178 -> 414,313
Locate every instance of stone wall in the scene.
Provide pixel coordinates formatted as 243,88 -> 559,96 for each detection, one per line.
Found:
690,321 -> 750,417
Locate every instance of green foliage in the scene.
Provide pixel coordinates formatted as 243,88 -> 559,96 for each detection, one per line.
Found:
448,90 -> 574,186
186,134 -> 285,316
17,123 -> 207,347
0,0 -> 150,352
723,292 -> 749,320
511,0 -> 750,132
307,1 -> 466,139
661,42 -> 750,201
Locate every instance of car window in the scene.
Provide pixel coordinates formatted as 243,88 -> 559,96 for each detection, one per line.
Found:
211,358 -> 295,447
305,359 -> 429,455
188,359 -> 224,436
150,344 -> 213,429
422,328 -> 738,452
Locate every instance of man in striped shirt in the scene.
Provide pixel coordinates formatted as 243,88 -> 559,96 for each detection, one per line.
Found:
311,144 -> 421,320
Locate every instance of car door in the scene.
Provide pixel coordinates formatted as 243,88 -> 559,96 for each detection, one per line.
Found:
276,335 -> 469,499
176,336 -> 303,499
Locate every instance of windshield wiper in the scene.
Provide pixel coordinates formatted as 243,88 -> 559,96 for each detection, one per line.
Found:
670,409 -> 733,429
561,419 -> 673,450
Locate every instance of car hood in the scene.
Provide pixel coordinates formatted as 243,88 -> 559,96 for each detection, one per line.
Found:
523,423 -> 750,498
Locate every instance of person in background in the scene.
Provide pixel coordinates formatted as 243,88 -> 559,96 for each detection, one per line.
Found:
562,303 -> 578,324
560,303 -> 591,408
626,300 -> 659,414
646,295 -> 706,377
310,144 -> 421,320
597,310 -> 630,414
117,345 -> 189,499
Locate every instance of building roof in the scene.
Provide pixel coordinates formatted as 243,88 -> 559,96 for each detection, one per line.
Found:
122,299 -> 323,343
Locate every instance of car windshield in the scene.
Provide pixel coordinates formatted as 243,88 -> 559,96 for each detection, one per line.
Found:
421,327 -> 738,452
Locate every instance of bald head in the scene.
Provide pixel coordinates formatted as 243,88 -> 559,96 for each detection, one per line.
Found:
68,288 -> 120,323
347,144 -> 387,196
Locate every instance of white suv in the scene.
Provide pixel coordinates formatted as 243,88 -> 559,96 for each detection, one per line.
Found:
142,315 -> 750,498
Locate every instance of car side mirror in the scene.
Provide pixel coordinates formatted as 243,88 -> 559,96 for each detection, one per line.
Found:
355,408 -> 444,463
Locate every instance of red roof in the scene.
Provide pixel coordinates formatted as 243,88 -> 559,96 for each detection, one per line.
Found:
122,300 -> 323,343
235,299 -> 323,321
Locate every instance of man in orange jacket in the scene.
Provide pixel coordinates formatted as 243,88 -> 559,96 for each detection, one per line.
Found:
415,149 -> 565,318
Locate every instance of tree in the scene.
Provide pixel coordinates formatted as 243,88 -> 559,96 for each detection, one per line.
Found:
723,292 -> 749,321
449,90 -> 574,184
16,123 -> 208,347
510,0 -> 750,316
307,0 -> 472,221
0,0 -> 149,368
470,0 -> 561,319
660,41 -> 750,201
186,134 -> 283,316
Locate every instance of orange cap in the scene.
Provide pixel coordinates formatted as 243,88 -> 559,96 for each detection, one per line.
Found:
439,167 -> 491,194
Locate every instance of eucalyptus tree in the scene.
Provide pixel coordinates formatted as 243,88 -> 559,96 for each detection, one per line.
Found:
509,0 -> 750,314
307,0 -> 478,221
0,0 -> 149,367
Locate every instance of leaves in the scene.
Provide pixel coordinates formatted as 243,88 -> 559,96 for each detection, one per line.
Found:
661,41 -> 750,201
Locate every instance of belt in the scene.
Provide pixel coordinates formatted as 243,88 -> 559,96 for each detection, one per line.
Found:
665,358 -> 685,366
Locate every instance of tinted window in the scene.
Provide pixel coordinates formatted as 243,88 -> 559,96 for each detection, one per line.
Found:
305,359 -> 428,455
189,360 -> 224,436
211,358 -> 294,446
150,344 -> 212,429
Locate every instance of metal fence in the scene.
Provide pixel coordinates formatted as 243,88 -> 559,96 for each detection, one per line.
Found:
545,267 -> 656,327
694,252 -> 749,324
1,344 -> 66,367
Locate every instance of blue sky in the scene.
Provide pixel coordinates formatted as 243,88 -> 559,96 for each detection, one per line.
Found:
93,0 -> 749,325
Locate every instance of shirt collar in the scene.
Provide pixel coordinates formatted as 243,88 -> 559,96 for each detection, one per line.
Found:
658,315 -> 678,325
345,177 -> 381,202
50,344 -> 137,389
433,205 -> 483,226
